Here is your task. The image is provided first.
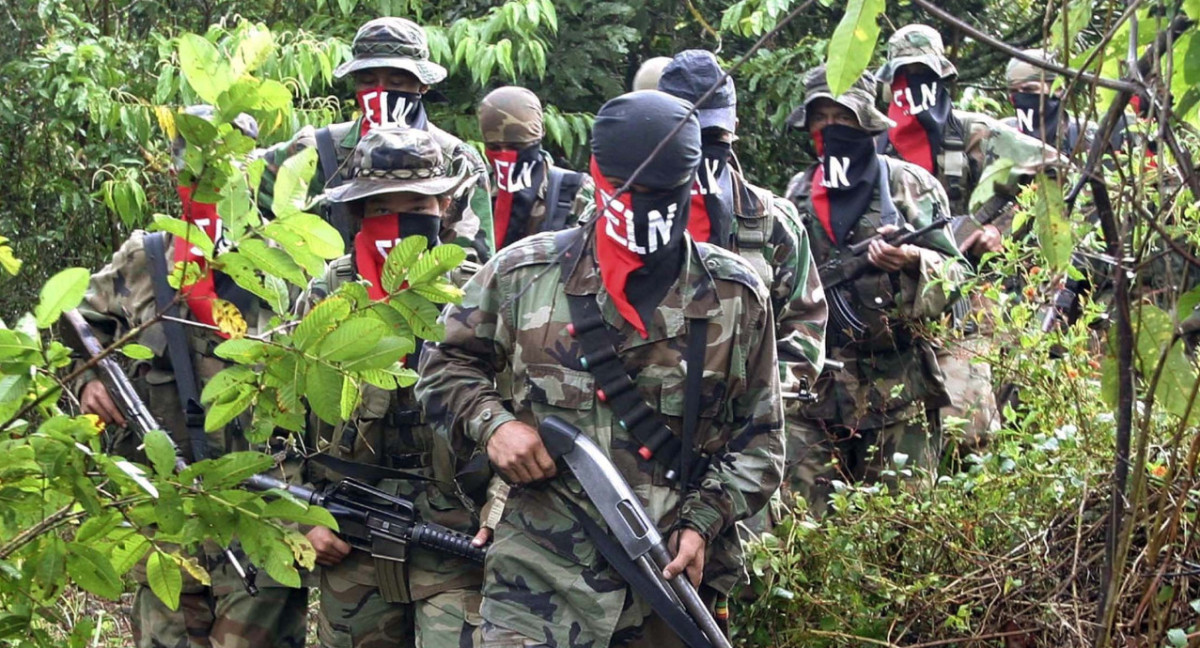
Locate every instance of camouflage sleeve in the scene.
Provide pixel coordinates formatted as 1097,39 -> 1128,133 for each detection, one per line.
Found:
679,284 -> 784,542
565,174 -> 596,228
890,162 -> 968,320
415,253 -> 516,451
256,125 -> 325,218
968,113 -> 1069,210
767,197 -> 827,390
444,143 -> 495,264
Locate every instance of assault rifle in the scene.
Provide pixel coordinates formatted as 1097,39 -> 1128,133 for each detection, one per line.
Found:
951,192 -> 1019,253
65,311 -> 486,589
539,416 -> 732,648
818,214 -> 954,292
63,309 -> 260,595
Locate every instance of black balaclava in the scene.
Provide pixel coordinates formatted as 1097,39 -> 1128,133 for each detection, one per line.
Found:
1012,92 -> 1063,146
812,123 -> 880,244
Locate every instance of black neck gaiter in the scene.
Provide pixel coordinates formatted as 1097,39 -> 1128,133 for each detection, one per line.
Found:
1012,92 -> 1063,146
815,124 -> 881,244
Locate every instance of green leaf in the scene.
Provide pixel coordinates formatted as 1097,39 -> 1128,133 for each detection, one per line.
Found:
202,451 -> 275,488
0,329 -> 40,361
178,34 -> 234,104
294,296 -> 351,351
318,318 -> 387,362
34,268 -> 90,329
263,221 -> 326,277
205,384 -> 255,432
407,244 -> 467,287
0,613 -> 29,639
214,338 -> 267,364
390,291 -> 445,341
271,147 -> 318,219
306,362 -> 345,425
144,428 -> 180,478
342,336 -> 414,371
340,373 -> 360,420
1168,628 -> 1188,647
109,533 -> 151,575
155,484 -> 185,534
824,0 -> 884,97
262,496 -> 339,528
237,239 -> 308,287
381,236 -> 429,293
174,112 -> 219,148
200,365 -> 255,405
34,536 -> 66,596
75,512 -> 121,543
147,551 -> 183,611
148,214 -> 215,258
968,158 -> 1015,213
121,343 -> 155,360
275,213 -> 344,259
65,543 -> 123,600
410,279 -> 465,305
232,23 -> 274,76
1033,178 -> 1071,271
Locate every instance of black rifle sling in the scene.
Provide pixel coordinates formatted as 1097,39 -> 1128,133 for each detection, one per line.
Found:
308,453 -> 434,483
541,167 -> 584,233
562,499 -> 714,648
678,317 -> 709,496
556,229 -> 711,483
314,127 -> 353,250
145,232 -> 210,462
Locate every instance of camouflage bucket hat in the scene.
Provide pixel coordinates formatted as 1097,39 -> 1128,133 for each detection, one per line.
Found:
478,86 -> 544,146
786,65 -> 895,133
632,56 -> 673,91
325,127 -> 466,204
876,24 -> 957,82
333,18 -> 448,85
1007,48 -> 1058,87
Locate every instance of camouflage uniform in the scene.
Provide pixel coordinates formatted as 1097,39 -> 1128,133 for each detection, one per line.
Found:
415,91 -> 784,647
258,18 -> 493,261
783,68 -> 966,513
75,231 -> 307,648
298,128 -> 486,648
876,26 -> 1067,445
477,86 -> 595,243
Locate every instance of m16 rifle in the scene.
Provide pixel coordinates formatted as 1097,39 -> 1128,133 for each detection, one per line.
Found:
818,214 -> 954,292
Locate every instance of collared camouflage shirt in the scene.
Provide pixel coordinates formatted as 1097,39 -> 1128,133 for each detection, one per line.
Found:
415,229 -> 784,647
787,157 -> 966,429
258,117 -> 494,260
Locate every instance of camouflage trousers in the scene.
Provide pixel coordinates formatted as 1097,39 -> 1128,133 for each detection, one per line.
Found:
781,410 -> 944,516
130,543 -> 307,648
937,336 -> 1001,450
317,551 -> 482,648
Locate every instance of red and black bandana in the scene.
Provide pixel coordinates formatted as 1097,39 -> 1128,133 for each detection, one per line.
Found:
687,140 -> 734,246
811,125 -> 880,245
887,70 -> 953,173
357,86 -> 429,136
353,213 -> 442,301
486,144 -> 545,250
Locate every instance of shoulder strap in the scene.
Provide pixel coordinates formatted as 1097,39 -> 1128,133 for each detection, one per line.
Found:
877,158 -> 901,228
678,318 -> 709,493
555,230 -> 710,485
732,181 -> 774,285
542,167 -> 585,233
144,232 -> 210,462
315,127 -> 353,250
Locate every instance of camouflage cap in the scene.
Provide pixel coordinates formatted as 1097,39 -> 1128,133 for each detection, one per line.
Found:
478,86 -> 544,146
1006,48 -> 1058,87
786,65 -> 894,133
632,56 -> 673,91
875,24 -> 957,82
333,18 -> 448,85
325,127 -> 465,204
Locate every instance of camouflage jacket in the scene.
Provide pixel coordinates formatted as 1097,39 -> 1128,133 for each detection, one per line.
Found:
489,151 -> 595,241
786,157 -> 966,429
882,109 -> 1066,223
258,117 -> 494,261
297,256 -> 486,602
415,230 -> 784,647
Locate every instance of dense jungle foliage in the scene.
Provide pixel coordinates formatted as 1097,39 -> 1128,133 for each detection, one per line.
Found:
1,0 -> 1199,646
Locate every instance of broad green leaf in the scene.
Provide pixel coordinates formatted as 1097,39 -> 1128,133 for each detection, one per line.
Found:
263,221 -> 327,276
342,336 -> 414,371
178,34 -> 234,104
306,362 -> 345,425
232,23 -> 273,76
213,252 -> 276,306
968,158 -> 1015,213
0,239 -> 21,276
65,543 -> 123,600
824,0 -> 884,97
407,244 -> 467,287
390,291 -> 445,341
112,459 -> 159,498
410,280 -> 465,305
277,213 -> 343,259
34,536 -> 66,596
237,239 -> 308,287
148,214 -> 215,258
121,343 -> 155,360
381,236 -> 429,293
318,318 -> 387,362
294,296 -> 351,351
340,373 -> 359,420
147,551 -> 183,611
214,338 -> 267,364
0,329 -> 40,361
1032,178 -> 1071,271
109,533 -> 151,575
174,112 -> 219,148
75,512 -> 121,543
144,428 -> 180,478
201,365 -> 255,405
262,497 -> 338,528
155,484 -> 185,534
0,613 -> 29,639
34,267 -> 89,328
271,147 -> 318,219
205,384 -> 255,432
202,451 -> 275,488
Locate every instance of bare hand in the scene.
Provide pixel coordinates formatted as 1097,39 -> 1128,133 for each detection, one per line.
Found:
471,526 -> 493,548
306,526 -> 351,566
81,380 -> 125,426
867,226 -> 920,273
662,528 -> 706,588
487,421 -> 557,484
960,224 -> 1003,256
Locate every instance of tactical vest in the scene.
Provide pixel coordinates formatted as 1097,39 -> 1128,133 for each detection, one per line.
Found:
799,159 -> 913,353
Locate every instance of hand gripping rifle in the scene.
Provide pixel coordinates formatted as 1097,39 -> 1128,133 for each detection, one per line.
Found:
63,309 -> 261,595
818,214 -> 954,292
539,416 -> 732,648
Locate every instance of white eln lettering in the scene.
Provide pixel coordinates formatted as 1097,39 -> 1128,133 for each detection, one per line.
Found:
387,94 -> 417,125
362,90 -> 381,125
645,203 -> 677,253
374,237 -> 402,260
822,157 -> 851,188
918,82 -> 938,112
1016,108 -> 1036,133
493,159 -> 535,192
191,217 -> 224,257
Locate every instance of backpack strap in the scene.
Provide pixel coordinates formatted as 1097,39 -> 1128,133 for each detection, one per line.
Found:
732,180 -> 775,285
315,127 -> 354,251
555,229 -> 711,485
144,232 -> 210,462
939,118 -> 968,206
541,166 -> 585,233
